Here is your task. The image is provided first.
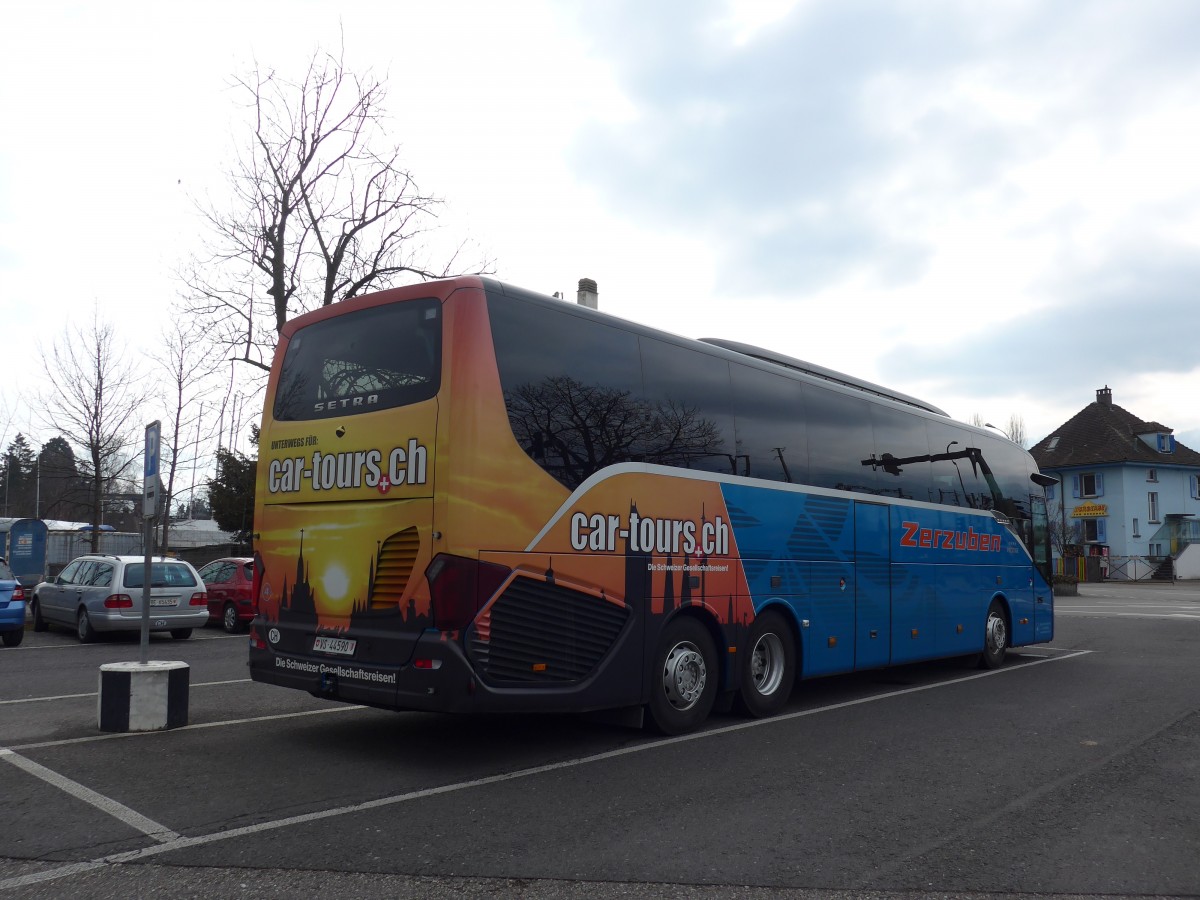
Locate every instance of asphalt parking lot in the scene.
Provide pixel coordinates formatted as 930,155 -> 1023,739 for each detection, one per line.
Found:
2,581 -> 1198,899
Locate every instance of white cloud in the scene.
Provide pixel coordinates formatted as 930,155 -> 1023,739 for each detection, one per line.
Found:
2,0 -> 1199,463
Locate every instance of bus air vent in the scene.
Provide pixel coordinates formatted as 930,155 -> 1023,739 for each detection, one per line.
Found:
369,527 -> 420,609
468,578 -> 629,684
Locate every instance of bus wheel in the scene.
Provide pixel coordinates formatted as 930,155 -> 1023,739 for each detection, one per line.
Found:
979,600 -> 1008,669
647,617 -> 718,735
735,610 -> 795,718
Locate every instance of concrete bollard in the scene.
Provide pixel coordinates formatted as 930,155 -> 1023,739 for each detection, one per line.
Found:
98,661 -> 190,732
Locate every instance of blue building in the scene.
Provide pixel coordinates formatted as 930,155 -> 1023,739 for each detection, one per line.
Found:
1029,387 -> 1200,580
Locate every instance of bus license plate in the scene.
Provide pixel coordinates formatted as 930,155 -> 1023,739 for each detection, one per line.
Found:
313,636 -> 356,656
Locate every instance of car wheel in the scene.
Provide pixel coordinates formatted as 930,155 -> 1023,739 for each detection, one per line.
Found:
31,598 -> 48,632
222,603 -> 241,634
77,608 -> 97,644
735,609 -> 795,718
170,628 -> 193,640
2,629 -> 23,647
646,616 -> 718,735
978,599 -> 1008,669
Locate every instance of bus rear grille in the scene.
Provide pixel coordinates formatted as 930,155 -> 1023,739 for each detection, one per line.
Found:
369,527 -> 420,609
469,578 -> 628,684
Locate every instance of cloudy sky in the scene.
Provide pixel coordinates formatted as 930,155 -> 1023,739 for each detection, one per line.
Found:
3,0 -> 1199,467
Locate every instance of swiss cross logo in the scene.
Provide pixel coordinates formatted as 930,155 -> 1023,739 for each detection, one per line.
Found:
377,476 -> 391,495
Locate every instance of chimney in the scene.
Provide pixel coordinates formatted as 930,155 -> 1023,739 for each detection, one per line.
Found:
1096,386 -> 1112,406
577,278 -> 598,310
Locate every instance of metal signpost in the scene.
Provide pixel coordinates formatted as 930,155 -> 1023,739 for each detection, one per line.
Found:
140,421 -> 160,665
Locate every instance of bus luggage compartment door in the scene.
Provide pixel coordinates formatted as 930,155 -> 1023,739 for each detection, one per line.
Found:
854,502 -> 891,670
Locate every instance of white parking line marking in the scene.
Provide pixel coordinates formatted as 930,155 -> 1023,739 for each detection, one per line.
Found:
7,704 -> 364,752
1057,610 -> 1200,620
0,678 -> 252,706
0,650 -> 1090,892
0,748 -> 180,843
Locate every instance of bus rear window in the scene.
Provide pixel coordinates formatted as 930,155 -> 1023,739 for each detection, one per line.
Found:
273,299 -> 441,421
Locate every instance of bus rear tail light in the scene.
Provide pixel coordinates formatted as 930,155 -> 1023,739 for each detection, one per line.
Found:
425,554 -> 510,632
189,592 -> 208,606
103,594 -> 133,609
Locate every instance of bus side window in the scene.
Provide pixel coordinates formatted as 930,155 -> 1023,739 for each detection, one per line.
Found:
729,364 -> 808,484
803,383 -> 877,495
639,338 -> 736,475
868,403 -> 932,502
488,295 -> 644,489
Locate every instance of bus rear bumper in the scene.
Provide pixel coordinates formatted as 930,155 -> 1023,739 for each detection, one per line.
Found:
248,625 -> 640,715
248,629 -> 474,712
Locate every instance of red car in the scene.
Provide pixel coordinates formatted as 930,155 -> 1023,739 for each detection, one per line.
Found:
197,557 -> 255,633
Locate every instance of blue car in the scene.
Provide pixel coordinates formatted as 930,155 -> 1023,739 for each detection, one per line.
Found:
0,557 -> 26,647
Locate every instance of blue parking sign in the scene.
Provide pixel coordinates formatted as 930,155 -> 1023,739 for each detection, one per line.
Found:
143,421 -> 161,516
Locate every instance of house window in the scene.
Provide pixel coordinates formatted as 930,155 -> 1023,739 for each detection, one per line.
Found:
1082,518 -> 1107,543
1147,468 -> 1158,482
1149,543 -> 1163,557
1046,484 -> 1056,501
1076,472 -> 1103,498
1132,517 -> 1140,538
1148,492 -> 1160,523
1191,474 -> 1200,500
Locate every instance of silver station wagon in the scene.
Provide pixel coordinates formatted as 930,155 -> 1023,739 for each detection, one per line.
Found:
32,555 -> 209,643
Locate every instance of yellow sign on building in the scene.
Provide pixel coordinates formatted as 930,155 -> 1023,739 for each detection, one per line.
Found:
1071,501 -> 1108,518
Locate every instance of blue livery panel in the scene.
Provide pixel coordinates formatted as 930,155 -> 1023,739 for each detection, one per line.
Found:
720,482 -> 1043,678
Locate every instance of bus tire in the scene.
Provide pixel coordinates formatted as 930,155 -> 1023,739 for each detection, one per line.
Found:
735,609 -> 795,718
647,616 -> 718,735
979,599 -> 1008,669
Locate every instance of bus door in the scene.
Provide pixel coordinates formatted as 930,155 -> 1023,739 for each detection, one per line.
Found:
1031,495 -> 1054,641
854,502 -> 891,669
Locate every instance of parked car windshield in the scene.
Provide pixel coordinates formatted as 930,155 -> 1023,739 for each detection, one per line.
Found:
122,562 -> 198,589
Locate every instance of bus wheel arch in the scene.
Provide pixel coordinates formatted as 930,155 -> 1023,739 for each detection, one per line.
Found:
979,596 -> 1010,669
735,606 -> 797,719
646,611 -> 720,735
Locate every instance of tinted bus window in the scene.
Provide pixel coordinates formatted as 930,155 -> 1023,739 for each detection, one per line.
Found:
803,384 -> 878,494
488,294 -> 645,489
730,364 -> 808,483
980,434 -> 1034,521
639,338 -> 736,475
869,403 -> 932,502
274,299 -> 441,421
926,419 -> 989,509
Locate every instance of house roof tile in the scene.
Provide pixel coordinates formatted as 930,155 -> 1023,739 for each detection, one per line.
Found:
1030,390 -> 1200,470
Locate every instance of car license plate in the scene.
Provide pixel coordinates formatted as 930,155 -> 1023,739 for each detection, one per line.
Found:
150,597 -> 177,607
313,636 -> 356,656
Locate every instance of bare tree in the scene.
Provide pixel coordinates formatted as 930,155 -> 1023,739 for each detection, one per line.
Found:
969,412 -> 1027,448
151,321 -> 224,552
38,312 -> 149,551
182,45 -> 489,372
1005,413 -> 1027,448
